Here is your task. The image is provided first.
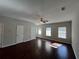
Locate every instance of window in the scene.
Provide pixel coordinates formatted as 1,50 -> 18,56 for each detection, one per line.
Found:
58,27 -> 66,39
46,27 -> 51,36
38,28 -> 42,35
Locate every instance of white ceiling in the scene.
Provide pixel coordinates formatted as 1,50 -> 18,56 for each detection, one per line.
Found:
0,0 -> 79,25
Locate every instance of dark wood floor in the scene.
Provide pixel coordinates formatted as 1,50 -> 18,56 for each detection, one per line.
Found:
0,39 -> 76,59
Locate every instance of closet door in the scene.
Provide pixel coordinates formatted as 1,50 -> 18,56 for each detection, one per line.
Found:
16,25 -> 24,43
0,23 -> 4,47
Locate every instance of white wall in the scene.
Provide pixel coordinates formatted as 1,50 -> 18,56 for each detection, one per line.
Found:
0,16 -> 37,48
72,12 -> 79,59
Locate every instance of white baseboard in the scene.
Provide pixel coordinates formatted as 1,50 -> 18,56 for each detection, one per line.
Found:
72,45 -> 78,59
2,43 -> 17,48
1,39 -> 35,48
73,49 -> 78,59
23,39 -> 34,42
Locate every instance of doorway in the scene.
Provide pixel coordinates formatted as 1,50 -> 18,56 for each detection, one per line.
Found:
16,25 -> 24,43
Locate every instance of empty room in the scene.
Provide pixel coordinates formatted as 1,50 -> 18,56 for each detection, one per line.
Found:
0,0 -> 79,59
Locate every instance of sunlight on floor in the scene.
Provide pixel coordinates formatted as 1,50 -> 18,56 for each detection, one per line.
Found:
37,39 -> 42,48
49,43 -> 62,48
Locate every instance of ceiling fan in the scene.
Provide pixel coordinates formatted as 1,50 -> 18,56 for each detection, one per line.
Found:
40,17 -> 48,23
35,14 -> 48,24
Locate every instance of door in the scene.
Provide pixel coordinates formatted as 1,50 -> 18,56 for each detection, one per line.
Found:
0,23 -> 4,47
16,25 -> 24,43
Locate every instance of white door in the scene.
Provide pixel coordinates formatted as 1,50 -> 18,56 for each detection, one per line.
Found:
0,23 -> 4,47
16,25 -> 24,43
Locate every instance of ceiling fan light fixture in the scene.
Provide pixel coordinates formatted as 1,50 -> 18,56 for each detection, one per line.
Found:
40,17 -> 48,23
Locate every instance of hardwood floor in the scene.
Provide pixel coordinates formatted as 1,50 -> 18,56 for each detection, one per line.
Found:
0,39 -> 76,59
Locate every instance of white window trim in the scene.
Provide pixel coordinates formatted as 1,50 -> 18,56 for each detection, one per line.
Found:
58,27 -> 67,39
46,27 -> 51,36
38,28 -> 42,35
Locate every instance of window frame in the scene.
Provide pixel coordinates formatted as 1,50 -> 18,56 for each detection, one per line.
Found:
58,27 -> 67,39
38,28 -> 42,35
46,27 -> 51,36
